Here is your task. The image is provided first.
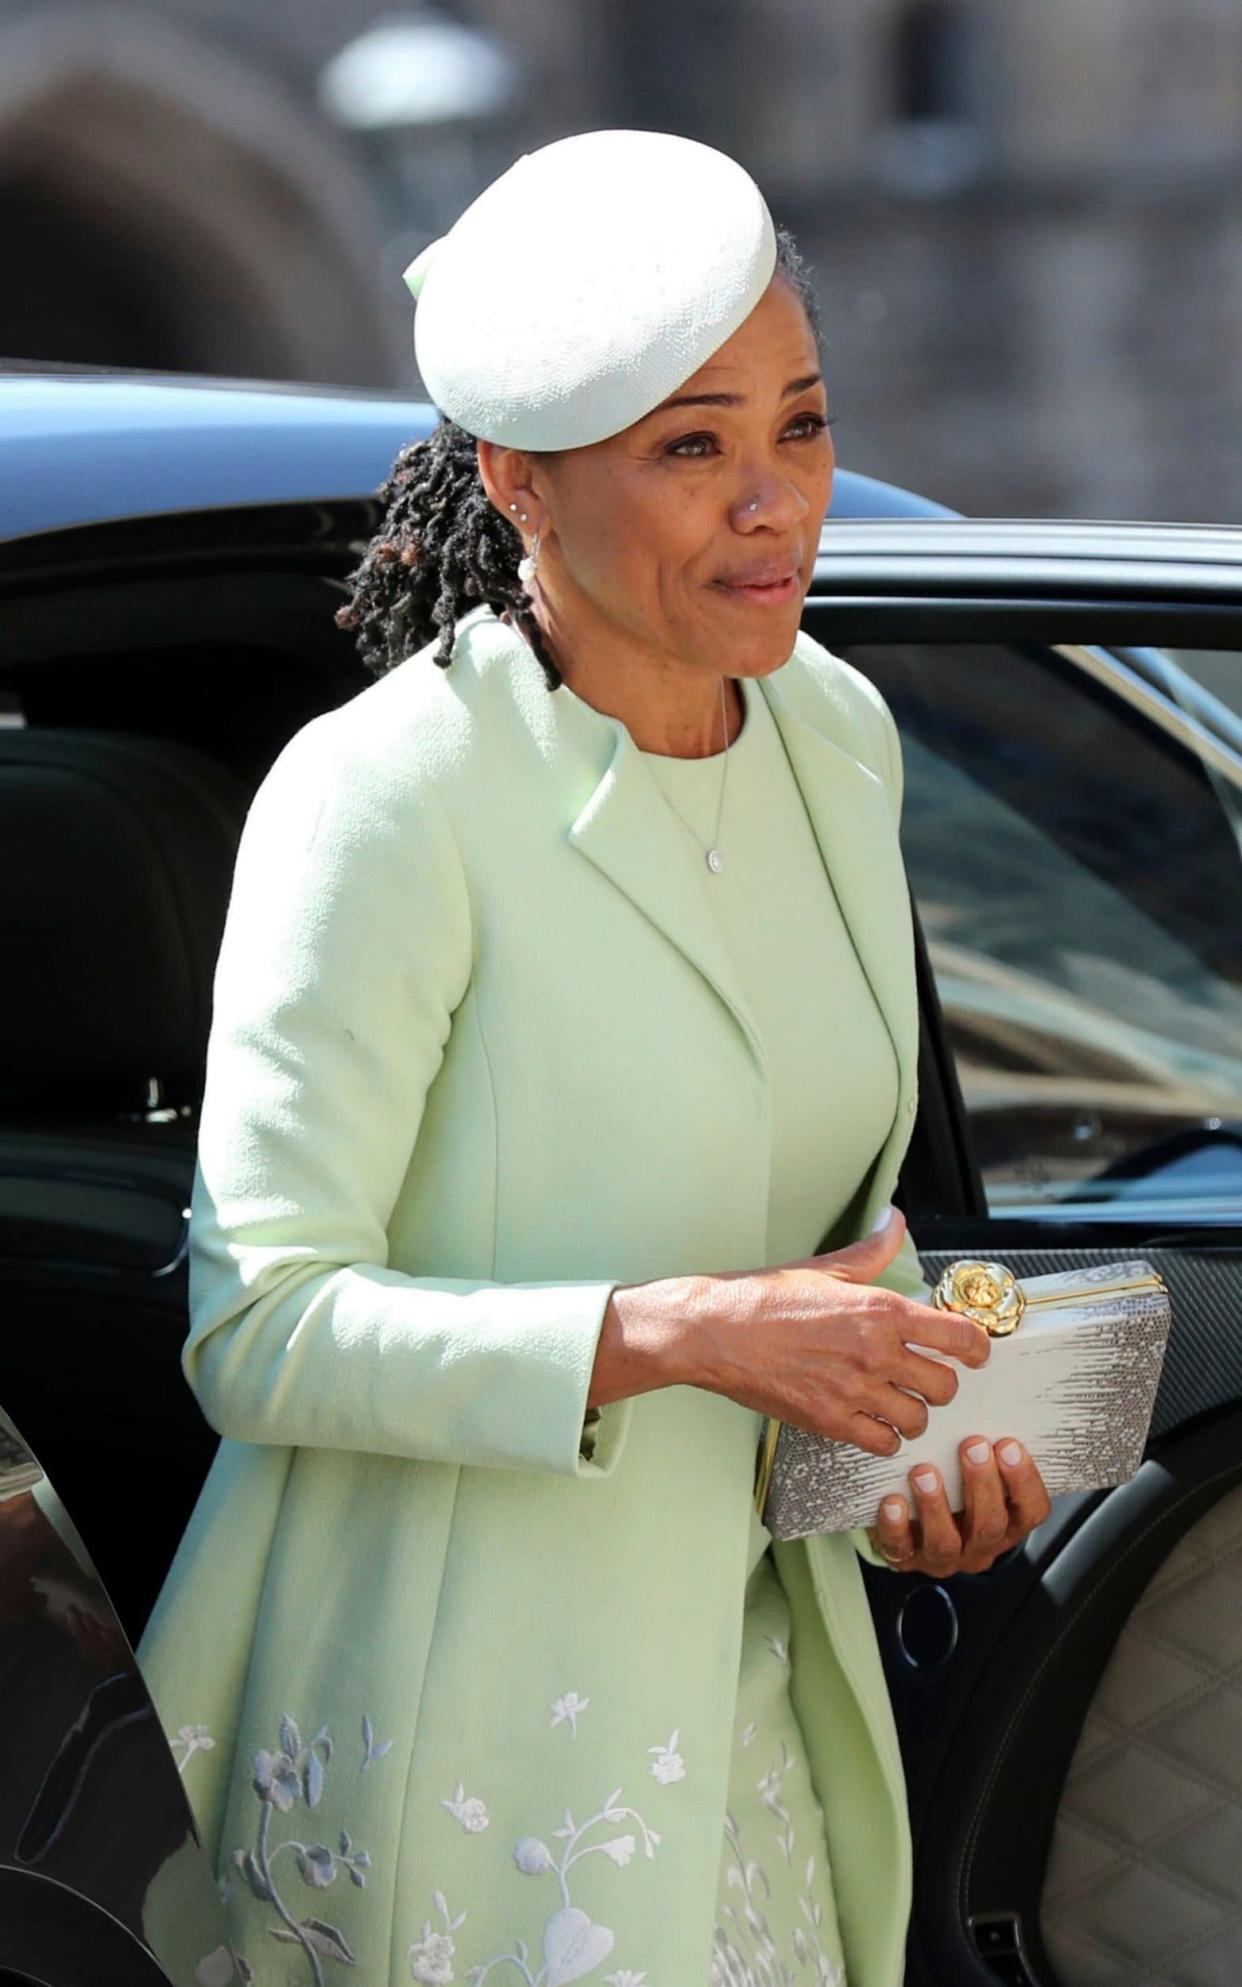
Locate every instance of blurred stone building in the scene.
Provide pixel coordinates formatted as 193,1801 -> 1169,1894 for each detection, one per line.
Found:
3,0 -> 1241,520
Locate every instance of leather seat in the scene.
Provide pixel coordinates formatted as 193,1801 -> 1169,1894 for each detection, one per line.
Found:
0,727 -> 250,1639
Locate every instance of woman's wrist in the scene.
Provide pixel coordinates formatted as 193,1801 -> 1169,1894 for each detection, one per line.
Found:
587,1274 -> 728,1407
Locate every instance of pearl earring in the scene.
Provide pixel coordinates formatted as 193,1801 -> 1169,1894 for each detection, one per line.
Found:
518,525 -> 541,593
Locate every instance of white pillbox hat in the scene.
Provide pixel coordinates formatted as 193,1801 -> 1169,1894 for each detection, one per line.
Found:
403,128 -> 777,451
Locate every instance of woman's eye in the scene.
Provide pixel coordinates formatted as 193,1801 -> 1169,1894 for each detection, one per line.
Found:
666,412 -> 835,459
782,412 -> 835,444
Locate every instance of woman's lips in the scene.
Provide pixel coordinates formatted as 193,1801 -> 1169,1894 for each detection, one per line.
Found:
712,571 -> 800,605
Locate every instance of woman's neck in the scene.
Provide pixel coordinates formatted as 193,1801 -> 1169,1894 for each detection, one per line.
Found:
511,603 -> 745,759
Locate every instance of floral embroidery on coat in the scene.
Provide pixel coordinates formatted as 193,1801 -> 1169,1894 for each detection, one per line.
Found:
464,1785 -> 662,1984
646,1732 -> 685,1786
441,1680 -> 682,1987
169,1721 -> 216,1775
409,1892 -> 468,1983
361,1712 -> 394,1769
757,1742 -> 797,1865
229,1712 -> 385,1987
710,1641 -> 845,1984
441,1784 -> 491,1833
223,1686 -> 686,1983
712,1829 -> 845,1987
550,1690 -> 590,1737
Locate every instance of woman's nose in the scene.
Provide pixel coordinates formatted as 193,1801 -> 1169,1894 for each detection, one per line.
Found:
733,476 -> 809,530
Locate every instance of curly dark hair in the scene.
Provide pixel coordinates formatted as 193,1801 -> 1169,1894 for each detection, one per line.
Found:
334,226 -> 824,693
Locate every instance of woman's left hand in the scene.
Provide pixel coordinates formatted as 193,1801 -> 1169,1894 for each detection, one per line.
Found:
866,1436 -> 1052,1576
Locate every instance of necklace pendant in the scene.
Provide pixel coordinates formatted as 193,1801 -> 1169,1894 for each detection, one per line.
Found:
706,848 -> 724,873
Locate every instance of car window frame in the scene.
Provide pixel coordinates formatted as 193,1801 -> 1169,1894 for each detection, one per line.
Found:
799,582 -> 1242,1242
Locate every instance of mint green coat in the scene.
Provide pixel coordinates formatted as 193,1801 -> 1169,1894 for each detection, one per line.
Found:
137,604 -> 933,1987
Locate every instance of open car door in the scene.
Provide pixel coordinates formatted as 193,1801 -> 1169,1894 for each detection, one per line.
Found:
0,1404 -> 235,1985
804,522 -> 1242,1987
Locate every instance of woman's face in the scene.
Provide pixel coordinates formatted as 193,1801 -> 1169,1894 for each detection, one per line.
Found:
482,272 -> 834,686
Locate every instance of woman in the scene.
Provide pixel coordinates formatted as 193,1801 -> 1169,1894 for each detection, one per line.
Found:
137,129 -> 1051,1986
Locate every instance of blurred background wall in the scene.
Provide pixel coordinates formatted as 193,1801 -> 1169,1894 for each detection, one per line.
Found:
2,0 -> 1240,521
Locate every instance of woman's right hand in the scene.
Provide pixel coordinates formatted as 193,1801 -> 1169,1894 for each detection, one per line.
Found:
687,1207 -> 991,1452
593,1208 -> 991,1455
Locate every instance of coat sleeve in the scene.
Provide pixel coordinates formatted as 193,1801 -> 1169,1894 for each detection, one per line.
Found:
184,712 -> 631,1480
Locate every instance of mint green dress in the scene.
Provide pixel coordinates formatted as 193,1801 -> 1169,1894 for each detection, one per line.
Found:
639,669 -> 900,1985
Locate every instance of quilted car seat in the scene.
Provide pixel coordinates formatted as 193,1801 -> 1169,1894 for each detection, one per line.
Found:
1042,1481 -> 1242,1987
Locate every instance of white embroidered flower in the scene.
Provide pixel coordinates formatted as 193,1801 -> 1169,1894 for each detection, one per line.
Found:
758,1746 -> 793,1819
169,1723 -> 216,1775
543,1905 -> 614,1983
739,1721 -> 757,1748
409,1895 -> 467,1983
550,1690 -> 590,1736
513,1835 -> 554,1874
764,1634 -> 790,1667
714,1787 -> 845,1982
439,1783 -> 490,1833
194,1946 -> 235,1987
472,1757 -> 659,1983
647,1731 -> 685,1785
408,1927 -> 455,1984
252,1745 -> 301,1812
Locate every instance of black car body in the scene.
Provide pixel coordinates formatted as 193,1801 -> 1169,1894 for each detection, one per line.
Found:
2,366 -> 1241,1987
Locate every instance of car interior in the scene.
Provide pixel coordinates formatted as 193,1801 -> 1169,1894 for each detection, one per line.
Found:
0,548 -> 366,1638
3,508 -> 1242,1987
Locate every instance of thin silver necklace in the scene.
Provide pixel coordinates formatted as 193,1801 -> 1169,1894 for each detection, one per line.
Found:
655,676 -> 735,874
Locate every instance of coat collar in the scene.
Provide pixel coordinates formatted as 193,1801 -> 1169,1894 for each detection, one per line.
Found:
462,609 -> 918,1215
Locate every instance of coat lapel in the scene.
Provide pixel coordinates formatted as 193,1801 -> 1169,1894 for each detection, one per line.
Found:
566,719 -> 771,1085
760,669 -> 920,1164
486,608 -> 918,1168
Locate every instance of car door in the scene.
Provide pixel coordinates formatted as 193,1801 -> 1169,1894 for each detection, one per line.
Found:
803,521 -> 1242,1987
0,1404 -> 236,1984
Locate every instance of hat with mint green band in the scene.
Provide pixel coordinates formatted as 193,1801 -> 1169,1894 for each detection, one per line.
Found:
402,127 -> 777,452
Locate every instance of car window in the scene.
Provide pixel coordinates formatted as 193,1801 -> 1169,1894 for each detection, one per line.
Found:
841,640 -> 1242,1219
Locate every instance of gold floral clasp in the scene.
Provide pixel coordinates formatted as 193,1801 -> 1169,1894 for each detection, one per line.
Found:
931,1258 -> 1026,1336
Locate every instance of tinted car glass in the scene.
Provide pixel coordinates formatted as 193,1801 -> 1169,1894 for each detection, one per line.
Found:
842,640 -> 1242,1217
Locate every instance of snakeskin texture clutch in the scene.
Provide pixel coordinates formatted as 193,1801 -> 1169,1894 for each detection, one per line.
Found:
755,1257 -> 1172,1542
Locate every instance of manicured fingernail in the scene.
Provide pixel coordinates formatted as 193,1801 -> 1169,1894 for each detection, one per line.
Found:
998,1440 -> 1024,1467
882,1498 -> 905,1521
966,1439 -> 991,1465
870,1205 -> 895,1232
912,1467 -> 938,1493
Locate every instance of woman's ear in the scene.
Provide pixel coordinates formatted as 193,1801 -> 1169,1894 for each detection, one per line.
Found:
476,438 -> 538,527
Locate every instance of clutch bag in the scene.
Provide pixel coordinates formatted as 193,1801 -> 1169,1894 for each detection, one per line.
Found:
754,1256 -> 1172,1542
